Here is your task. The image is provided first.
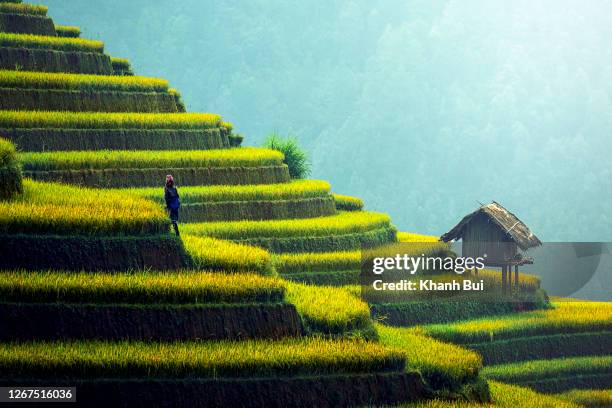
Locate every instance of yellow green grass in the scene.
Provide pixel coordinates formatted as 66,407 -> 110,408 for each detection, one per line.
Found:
285,282 -> 372,334
0,111 -> 223,129
182,235 -> 273,275
557,389 -> 612,407
377,324 -> 482,389
182,211 -> 391,240
54,25 -> 80,38
0,270 -> 285,304
0,32 -> 103,52
125,180 -> 331,204
481,355 -> 612,384
273,250 -> 361,273
405,381 -> 581,407
20,148 -> 283,171
0,70 -> 169,92
423,301 -> 612,344
333,193 -> 363,211
0,338 -> 405,378
0,179 -> 166,235
0,2 -> 47,15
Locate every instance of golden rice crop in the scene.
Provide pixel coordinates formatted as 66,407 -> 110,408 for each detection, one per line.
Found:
376,323 -> 482,387
0,179 -> 166,235
182,211 -> 391,239
406,381 -> 581,407
0,270 -> 285,304
0,2 -> 47,15
273,250 -> 361,273
0,338 -> 405,378
0,32 -> 104,52
482,355 -> 612,383
20,148 -> 283,171
182,234 -> 273,275
557,389 -> 612,408
125,180 -> 330,204
397,231 -> 441,242
0,70 -> 169,92
285,282 -> 371,333
54,25 -> 81,38
0,111 -> 222,129
110,57 -> 130,68
333,194 -> 364,211
423,300 -> 612,343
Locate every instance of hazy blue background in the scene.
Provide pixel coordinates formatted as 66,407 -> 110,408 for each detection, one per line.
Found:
45,0 -> 612,241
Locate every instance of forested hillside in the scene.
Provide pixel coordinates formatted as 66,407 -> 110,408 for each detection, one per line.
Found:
44,0 -> 612,241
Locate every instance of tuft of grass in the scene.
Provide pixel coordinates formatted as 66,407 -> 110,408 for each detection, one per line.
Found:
333,194 -> 364,211
0,111 -> 222,130
0,179 -> 166,235
0,32 -> 104,52
183,235 -> 273,276
423,301 -> 612,344
0,270 -> 285,304
377,324 -> 482,389
124,180 -> 331,204
285,282 -> 372,334
0,70 -> 169,92
182,211 -> 391,240
264,133 -> 310,179
20,148 -> 283,171
0,137 -> 22,199
0,338 -> 405,379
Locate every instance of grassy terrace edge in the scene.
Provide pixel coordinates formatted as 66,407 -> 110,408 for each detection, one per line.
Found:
20,148 -> 283,170
0,338 -> 405,379
0,270 -> 285,304
0,70 -> 170,92
1,111 -> 223,129
0,32 -> 104,52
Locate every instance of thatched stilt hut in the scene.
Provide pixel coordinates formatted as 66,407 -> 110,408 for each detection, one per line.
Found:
441,201 -> 542,294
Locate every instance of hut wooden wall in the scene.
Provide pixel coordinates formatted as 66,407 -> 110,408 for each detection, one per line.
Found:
461,213 -> 517,266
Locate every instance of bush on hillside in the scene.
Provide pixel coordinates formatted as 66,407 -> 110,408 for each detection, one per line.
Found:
264,133 -> 310,179
0,137 -> 22,200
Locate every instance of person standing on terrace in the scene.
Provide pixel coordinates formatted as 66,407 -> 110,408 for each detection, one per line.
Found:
164,175 -> 181,236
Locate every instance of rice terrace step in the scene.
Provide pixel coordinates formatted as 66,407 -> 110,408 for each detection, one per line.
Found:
0,0 -> 610,406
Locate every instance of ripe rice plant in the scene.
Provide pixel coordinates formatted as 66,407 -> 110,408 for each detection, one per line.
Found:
0,70 -> 169,92
54,25 -> 80,38
397,231 -> 441,242
0,2 -> 47,15
182,235 -> 273,275
0,270 -> 285,304
182,211 -> 392,240
0,179 -> 167,235
285,282 -> 372,335
273,250 -> 361,274
0,32 -> 104,52
0,338 -> 405,379
423,301 -> 612,344
0,136 -> 22,199
0,111 -> 222,129
376,324 -> 482,390
20,148 -> 283,171
558,389 -> 612,408
481,355 -> 612,384
333,194 -> 364,211
111,57 -> 134,76
125,180 -> 331,204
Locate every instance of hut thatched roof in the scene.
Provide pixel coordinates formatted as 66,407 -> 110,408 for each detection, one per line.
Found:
440,201 -> 542,250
